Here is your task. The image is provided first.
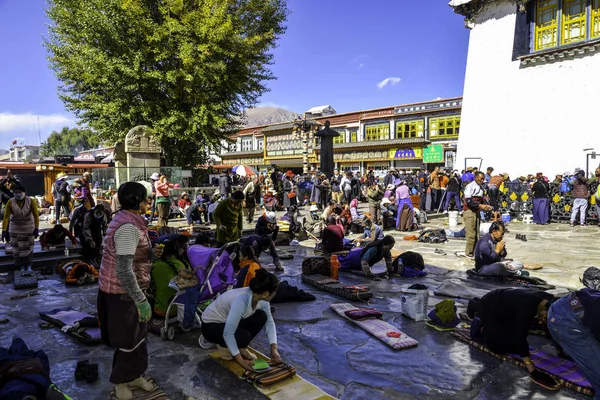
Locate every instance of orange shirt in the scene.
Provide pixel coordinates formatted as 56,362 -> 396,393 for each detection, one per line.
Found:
440,175 -> 449,189
238,260 -> 261,287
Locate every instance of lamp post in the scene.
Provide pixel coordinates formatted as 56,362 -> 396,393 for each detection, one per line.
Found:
292,115 -> 320,174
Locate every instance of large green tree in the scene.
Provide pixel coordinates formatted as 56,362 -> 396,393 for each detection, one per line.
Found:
45,0 -> 288,167
40,126 -> 101,157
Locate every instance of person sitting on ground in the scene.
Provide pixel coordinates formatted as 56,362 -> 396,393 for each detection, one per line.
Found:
474,221 -> 527,277
357,217 -> 384,244
321,199 -> 338,222
321,216 -> 345,254
235,245 -> 262,288
349,198 -> 361,220
40,223 -> 77,250
547,267 -> 600,394
150,235 -> 191,318
338,235 -> 395,280
177,192 -> 192,210
200,269 -> 281,370
338,202 -> 352,233
468,288 -> 559,391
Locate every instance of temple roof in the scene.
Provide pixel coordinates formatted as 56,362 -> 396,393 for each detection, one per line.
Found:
449,0 -> 530,25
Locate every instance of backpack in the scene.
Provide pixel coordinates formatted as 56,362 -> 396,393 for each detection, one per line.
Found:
560,177 -> 572,193
418,228 -> 448,243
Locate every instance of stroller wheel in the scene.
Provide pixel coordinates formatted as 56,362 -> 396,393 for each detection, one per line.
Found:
160,327 -> 167,341
198,335 -> 214,350
167,326 -> 175,341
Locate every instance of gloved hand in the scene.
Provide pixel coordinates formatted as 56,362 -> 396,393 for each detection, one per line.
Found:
1,231 -> 9,243
136,300 -> 152,323
33,228 -> 39,239
530,369 -> 560,390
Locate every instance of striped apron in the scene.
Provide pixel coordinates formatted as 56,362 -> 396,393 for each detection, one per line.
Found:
8,197 -> 35,267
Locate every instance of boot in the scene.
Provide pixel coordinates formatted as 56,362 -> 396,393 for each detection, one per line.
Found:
115,383 -> 133,400
128,377 -> 154,392
239,348 -> 257,360
217,345 -> 233,360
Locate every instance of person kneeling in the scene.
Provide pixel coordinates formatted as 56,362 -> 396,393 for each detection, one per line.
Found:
321,216 -> 345,254
469,288 -> 559,391
201,269 -> 281,370
474,221 -> 527,277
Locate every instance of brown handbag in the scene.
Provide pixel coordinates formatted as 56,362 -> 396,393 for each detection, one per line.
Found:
243,362 -> 296,387
175,269 -> 199,289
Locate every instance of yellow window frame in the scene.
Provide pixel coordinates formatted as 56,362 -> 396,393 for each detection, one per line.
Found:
365,124 -> 389,141
562,0 -> 587,45
429,116 -> 460,138
350,130 -> 357,142
592,0 -> 600,38
534,0 -> 559,51
333,129 -> 345,144
396,120 -> 424,139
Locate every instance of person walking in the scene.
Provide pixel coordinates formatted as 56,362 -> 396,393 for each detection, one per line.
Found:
242,177 -> 258,224
1,183 -> 39,272
154,173 -> 174,227
52,172 -> 71,223
367,181 -> 384,225
444,171 -> 462,213
219,169 -> 232,200
97,182 -> 155,400
331,169 -> 342,204
570,170 -> 589,227
341,172 -> 352,204
463,172 -> 492,258
81,204 -> 108,265
429,167 -> 442,212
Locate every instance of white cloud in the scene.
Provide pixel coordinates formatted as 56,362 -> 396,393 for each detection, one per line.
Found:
358,63 -> 365,69
0,112 -> 72,133
376,77 -> 401,89
255,102 -> 288,109
350,54 -> 370,69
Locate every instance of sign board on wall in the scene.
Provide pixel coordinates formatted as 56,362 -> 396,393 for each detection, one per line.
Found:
423,145 -> 444,163
266,133 -> 313,157
389,147 -> 422,160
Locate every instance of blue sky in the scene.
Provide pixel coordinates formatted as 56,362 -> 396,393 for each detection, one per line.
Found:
0,0 -> 469,148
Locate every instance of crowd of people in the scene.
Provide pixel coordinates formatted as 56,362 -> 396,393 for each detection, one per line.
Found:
1,163 -> 599,399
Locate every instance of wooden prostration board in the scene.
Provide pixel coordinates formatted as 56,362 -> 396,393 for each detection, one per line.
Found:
209,348 -> 337,400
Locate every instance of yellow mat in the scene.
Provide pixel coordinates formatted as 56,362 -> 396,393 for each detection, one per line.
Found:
209,348 -> 337,400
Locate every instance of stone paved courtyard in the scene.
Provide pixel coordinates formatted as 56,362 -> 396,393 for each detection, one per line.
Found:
1,215 -> 598,399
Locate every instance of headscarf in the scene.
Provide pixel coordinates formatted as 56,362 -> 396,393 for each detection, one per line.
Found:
350,198 -> 358,209
581,267 -> 600,291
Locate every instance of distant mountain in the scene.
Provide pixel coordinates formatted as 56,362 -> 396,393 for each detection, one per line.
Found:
243,107 -> 300,127
0,149 -> 8,155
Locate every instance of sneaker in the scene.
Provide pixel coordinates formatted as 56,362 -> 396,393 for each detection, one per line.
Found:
216,345 -> 233,360
570,222 -> 575,227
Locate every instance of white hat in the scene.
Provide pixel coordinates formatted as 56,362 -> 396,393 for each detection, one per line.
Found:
309,204 -> 319,212
150,173 -> 160,180
381,198 -> 391,205
265,211 -> 277,224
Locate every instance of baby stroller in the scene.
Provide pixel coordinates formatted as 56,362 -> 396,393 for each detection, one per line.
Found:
159,242 -> 239,342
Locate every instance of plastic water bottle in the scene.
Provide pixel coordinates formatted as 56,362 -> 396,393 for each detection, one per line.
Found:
330,255 -> 339,280
64,238 -> 71,256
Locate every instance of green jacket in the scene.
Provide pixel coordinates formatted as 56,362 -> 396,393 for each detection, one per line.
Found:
213,198 -> 243,243
367,186 -> 384,205
151,255 -> 190,315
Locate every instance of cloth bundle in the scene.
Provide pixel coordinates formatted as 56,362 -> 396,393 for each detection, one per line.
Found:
344,307 -> 383,321
427,299 -> 460,330
243,362 -> 296,388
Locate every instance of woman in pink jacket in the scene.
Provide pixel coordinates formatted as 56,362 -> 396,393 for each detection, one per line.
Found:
154,173 -> 173,227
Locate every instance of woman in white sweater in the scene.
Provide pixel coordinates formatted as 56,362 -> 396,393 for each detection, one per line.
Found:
201,269 -> 281,370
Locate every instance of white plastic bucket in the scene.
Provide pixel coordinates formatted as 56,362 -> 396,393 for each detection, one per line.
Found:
449,211 -> 459,228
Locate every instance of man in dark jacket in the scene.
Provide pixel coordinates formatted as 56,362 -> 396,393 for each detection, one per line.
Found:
474,221 -> 526,277
53,173 -> 71,222
81,205 -> 107,265
417,168 -> 429,212
383,170 -> 395,188
218,170 -> 232,199
470,289 -> 559,390
570,169 -> 589,227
